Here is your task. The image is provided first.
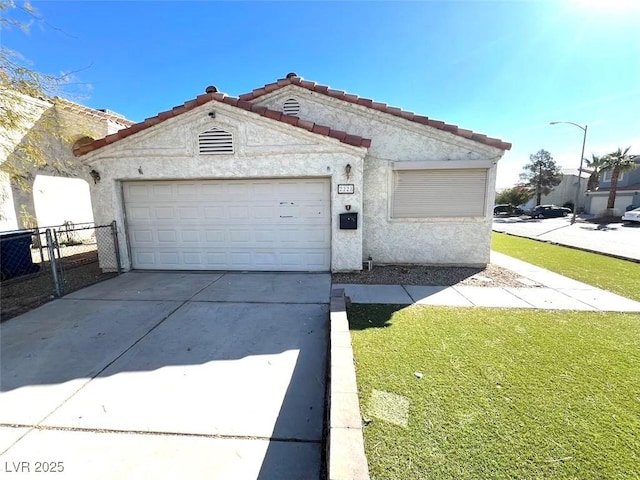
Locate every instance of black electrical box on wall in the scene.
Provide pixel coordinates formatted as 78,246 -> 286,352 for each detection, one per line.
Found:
339,212 -> 358,230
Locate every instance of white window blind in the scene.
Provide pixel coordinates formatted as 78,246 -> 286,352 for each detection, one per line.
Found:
198,128 -> 233,154
392,169 -> 488,218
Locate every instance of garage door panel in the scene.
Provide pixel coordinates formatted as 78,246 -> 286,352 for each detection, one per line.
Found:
128,206 -> 152,221
252,183 -> 275,197
227,183 -> 251,197
126,184 -> 152,200
155,207 -> 175,220
228,205 -> 251,218
157,251 -> 180,265
201,184 -> 225,199
203,206 -> 225,219
180,230 -> 200,242
124,179 -> 330,271
157,230 -> 178,243
135,251 -> 155,266
206,253 -> 227,267
280,227 -> 323,244
204,230 -> 226,243
152,184 -> 173,199
131,229 -> 154,243
301,204 -> 329,219
229,252 -> 252,267
177,183 -> 201,199
229,229 -> 251,243
183,252 -> 203,265
254,205 -> 273,218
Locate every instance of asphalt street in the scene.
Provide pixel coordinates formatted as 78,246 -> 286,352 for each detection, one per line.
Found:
493,215 -> 639,261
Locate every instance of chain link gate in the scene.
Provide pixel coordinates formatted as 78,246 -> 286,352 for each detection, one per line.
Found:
0,221 -> 122,321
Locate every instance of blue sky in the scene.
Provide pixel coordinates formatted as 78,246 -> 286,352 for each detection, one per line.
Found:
3,0 -> 639,188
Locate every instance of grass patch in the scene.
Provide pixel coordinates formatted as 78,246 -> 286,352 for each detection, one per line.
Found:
350,304 -> 640,480
492,232 -> 640,302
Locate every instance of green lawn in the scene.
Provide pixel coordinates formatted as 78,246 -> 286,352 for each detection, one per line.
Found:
349,304 -> 640,480
492,232 -> 640,302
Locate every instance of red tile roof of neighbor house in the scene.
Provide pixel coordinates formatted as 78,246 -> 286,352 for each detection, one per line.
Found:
73,91 -> 372,156
54,97 -> 134,127
239,74 -> 512,151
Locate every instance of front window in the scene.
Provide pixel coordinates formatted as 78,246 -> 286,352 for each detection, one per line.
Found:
602,170 -> 624,183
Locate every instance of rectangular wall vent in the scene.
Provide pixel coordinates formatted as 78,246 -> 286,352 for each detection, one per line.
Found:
198,128 -> 233,154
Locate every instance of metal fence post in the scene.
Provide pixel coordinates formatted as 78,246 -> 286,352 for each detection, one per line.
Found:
35,227 -> 45,265
54,229 -> 62,260
45,228 -> 62,297
111,220 -> 122,274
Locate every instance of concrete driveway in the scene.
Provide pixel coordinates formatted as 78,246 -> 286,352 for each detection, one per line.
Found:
0,272 -> 331,479
493,216 -> 640,261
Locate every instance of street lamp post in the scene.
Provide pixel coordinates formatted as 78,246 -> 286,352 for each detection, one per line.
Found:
550,121 -> 588,225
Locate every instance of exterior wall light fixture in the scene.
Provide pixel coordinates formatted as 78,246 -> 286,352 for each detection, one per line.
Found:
89,169 -> 101,184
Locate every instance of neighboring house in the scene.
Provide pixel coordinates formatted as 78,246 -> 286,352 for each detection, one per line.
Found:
74,74 -> 511,272
585,156 -> 640,216
0,92 -> 132,231
522,167 -> 592,211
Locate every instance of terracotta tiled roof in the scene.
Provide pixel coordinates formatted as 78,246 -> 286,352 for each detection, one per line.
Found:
74,92 -> 371,156
54,97 -> 133,127
239,75 -> 512,151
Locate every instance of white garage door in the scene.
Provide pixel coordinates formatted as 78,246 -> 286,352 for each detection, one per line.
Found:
589,194 -> 634,215
123,179 -> 331,271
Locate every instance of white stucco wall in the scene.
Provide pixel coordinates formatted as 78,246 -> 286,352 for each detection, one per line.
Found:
80,102 -> 367,272
254,87 -> 505,265
33,175 -> 94,228
525,172 -> 589,211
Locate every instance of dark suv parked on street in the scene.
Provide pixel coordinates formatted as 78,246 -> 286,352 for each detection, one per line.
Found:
493,204 -> 524,216
527,205 -> 571,218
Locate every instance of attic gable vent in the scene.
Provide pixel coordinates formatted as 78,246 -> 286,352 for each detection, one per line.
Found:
283,98 -> 300,117
198,127 -> 233,154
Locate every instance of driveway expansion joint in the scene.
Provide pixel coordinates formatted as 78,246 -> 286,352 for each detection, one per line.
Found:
0,424 -> 322,444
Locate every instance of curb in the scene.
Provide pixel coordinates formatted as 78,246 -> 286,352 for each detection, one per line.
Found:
326,288 -> 370,480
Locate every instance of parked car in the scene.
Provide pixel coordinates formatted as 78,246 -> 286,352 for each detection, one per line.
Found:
622,207 -> 640,224
527,205 -> 571,219
493,204 -> 524,216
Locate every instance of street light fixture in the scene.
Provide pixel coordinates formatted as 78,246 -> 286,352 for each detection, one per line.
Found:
549,121 -> 588,225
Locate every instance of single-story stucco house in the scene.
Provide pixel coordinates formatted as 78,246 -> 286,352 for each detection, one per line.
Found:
74,74 -> 511,272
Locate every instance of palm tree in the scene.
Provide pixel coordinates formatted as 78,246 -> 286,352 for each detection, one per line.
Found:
584,153 -> 606,191
601,146 -> 636,212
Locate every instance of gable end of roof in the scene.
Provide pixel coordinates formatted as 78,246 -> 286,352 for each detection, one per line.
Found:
74,92 -> 371,156
240,76 -> 512,151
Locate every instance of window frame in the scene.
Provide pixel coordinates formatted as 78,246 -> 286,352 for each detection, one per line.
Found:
601,169 -> 624,183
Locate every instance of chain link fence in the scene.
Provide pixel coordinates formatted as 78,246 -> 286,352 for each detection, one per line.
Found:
0,221 -> 122,321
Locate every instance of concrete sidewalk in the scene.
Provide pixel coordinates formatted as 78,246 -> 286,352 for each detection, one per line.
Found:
334,251 -> 640,312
